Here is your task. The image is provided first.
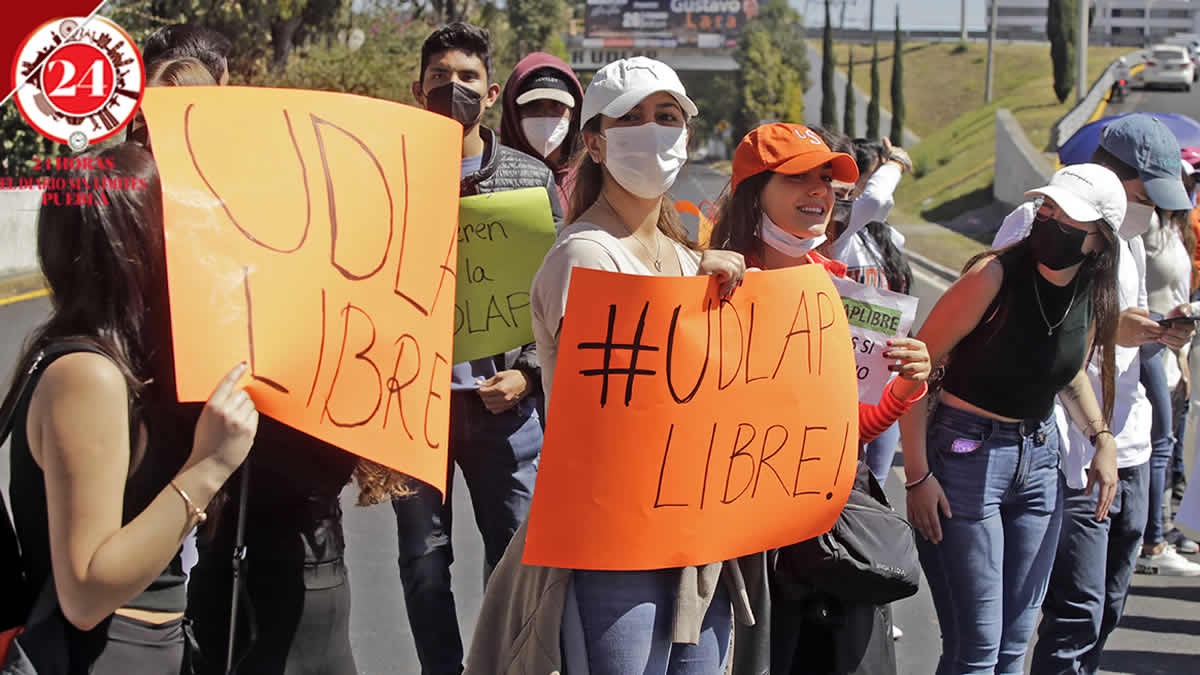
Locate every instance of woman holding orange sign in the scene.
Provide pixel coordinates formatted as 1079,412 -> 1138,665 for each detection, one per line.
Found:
705,123 -> 931,674
707,123 -> 932,450
467,57 -> 746,674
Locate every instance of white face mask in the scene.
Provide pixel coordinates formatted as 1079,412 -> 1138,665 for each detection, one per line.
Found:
1119,201 -> 1155,240
521,116 -> 571,159
601,123 -> 688,199
759,212 -> 827,258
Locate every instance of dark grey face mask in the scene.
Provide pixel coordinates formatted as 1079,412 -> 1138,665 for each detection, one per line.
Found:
425,81 -> 483,129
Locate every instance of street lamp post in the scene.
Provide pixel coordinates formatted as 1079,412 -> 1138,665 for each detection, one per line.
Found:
1077,0 -> 1089,103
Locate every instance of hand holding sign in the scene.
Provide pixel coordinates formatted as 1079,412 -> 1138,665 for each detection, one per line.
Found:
524,266 -> 860,570
830,277 -> 922,404
141,87 -> 461,495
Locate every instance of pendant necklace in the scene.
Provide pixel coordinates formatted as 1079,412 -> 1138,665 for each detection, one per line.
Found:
602,192 -> 663,271
1033,268 -> 1081,336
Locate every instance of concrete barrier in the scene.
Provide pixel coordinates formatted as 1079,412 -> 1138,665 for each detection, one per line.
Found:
993,109 -> 1054,207
1049,49 -> 1145,151
0,189 -> 43,280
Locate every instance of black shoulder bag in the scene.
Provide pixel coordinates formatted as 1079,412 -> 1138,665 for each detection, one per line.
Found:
775,460 -> 921,606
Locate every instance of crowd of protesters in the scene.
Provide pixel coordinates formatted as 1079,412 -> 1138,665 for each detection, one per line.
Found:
3,17 -> 1199,675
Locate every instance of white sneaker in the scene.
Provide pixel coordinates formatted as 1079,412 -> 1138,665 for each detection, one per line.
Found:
1136,544 -> 1200,576
891,624 -> 903,640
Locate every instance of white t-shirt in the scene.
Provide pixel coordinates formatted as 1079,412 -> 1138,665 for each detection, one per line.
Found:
530,221 -> 701,408
1143,214 -> 1194,316
993,202 -> 1152,484
837,226 -> 908,291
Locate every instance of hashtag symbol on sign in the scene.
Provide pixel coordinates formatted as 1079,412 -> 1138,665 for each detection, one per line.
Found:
577,302 -> 660,407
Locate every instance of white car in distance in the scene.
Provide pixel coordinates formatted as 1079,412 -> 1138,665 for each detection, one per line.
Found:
1144,45 -> 1196,91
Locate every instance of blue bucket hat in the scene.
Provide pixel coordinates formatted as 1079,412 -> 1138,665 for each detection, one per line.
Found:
1099,114 -> 1191,211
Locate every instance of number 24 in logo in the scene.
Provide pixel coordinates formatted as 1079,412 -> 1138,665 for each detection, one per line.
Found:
11,16 -> 146,151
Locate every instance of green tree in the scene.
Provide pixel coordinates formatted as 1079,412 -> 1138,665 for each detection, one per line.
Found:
505,0 -> 568,60
1048,0 -> 1077,103
254,5 -> 424,104
867,40 -> 880,138
734,0 -> 808,143
889,10 -> 904,143
821,0 -> 837,129
0,102 -> 62,178
108,0 -> 345,76
735,31 -> 806,142
680,71 -> 738,153
843,46 -> 856,137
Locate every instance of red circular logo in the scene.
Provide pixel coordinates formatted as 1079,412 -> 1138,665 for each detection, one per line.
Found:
40,43 -> 117,117
11,16 -> 145,151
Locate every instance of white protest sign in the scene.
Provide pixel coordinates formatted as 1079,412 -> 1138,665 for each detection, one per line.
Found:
830,277 -> 919,404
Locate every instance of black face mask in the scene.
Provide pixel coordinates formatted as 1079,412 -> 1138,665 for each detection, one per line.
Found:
425,81 -> 483,130
1030,213 -> 1088,270
833,198 -> 854,225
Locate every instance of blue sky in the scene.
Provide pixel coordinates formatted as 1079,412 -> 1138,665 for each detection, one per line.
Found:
792,0 -> 989,32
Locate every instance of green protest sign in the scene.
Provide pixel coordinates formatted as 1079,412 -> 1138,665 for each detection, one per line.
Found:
454,187 -> 557,363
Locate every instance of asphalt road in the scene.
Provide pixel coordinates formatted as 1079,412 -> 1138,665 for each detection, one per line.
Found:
2,162 -> 1197,673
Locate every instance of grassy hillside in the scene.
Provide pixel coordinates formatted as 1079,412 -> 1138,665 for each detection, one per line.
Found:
818,40 -> 1134,265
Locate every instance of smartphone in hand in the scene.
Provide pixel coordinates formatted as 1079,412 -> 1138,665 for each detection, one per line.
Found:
1158,315 -> 1199,327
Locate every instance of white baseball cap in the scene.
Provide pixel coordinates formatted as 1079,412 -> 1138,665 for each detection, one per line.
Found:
581,56 -> 698,127
1025,163 -> 1127,231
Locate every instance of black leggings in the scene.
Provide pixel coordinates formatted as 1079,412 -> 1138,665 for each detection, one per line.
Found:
88,614 -> 184,675
187,559 -> 356,675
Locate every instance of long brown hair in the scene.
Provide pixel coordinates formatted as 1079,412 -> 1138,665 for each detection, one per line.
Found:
0,143 -> 177,460
960,224 -> 1121,423
1179,170 -> 1197,264
707,172 -> 772,261
567,116 -> 699,251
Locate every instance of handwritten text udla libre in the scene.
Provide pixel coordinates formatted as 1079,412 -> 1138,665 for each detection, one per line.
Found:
193,107 -> 458,450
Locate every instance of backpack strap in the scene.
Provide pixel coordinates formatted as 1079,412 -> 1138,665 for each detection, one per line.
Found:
0,340 -> 114,632
0,340 -> 111,446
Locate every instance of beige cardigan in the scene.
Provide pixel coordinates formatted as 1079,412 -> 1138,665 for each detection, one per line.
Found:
467,224 -> 756,673
464,519 -> 754,675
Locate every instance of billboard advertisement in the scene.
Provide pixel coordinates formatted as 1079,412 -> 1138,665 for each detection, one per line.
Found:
584,0 -> 758,48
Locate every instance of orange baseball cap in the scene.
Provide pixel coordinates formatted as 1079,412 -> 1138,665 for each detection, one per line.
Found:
731,123 -> 859,193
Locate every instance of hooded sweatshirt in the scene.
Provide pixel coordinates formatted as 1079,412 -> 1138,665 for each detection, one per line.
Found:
500,53 -> 584,209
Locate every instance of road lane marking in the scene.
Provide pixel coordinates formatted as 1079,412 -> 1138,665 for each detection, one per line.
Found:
0,288 -> 50,307
912,264 -> 951,294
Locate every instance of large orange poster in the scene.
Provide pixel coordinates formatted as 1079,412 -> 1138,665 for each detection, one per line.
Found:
140,87 -> 461,495
524,266 -> 861,570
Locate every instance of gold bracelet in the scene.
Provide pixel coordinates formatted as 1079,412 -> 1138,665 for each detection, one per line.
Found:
169,480 -> 207,525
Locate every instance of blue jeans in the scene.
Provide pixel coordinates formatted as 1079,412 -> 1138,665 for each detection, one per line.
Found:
916,405 -> 1062,675
1031,461 -> 1149,675
565,568 -> 731,674
1140,348 -> 1175,546
865,423 -> 901,487
392,393 -> 542,675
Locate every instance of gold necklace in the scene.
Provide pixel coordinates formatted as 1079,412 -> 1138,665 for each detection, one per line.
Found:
601,192 -> 663,272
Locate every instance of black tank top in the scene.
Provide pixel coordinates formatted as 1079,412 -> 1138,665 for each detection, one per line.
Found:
9,343 -> 188,614
941,246 -> 1093,421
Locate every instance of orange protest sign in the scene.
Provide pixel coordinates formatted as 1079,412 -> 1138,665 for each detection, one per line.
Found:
674,199 -> 715,246
523,265 -> 860,570
140,87 -> 461,495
